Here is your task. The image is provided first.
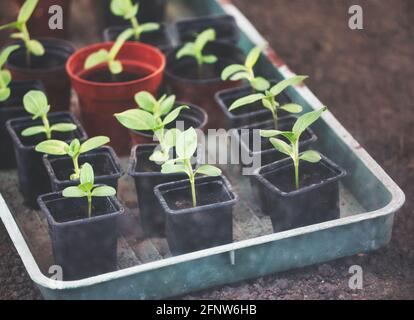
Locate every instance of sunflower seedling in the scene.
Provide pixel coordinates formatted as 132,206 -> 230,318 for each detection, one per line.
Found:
221,46 -> 270,91
21,90 -> 77,140
62,163 -> 116,218
35,136 -> 110,180
260,107 -> 327,189
0,45 -> 20,102
229,76 -> 308,129
84,28 -> 134,74
110,0 -> 160,41
115,91 -> 189,162
161,127 -> 222,207
0,0 -> 44,66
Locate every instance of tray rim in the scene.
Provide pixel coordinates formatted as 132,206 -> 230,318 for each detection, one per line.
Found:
0,0 -> 405,292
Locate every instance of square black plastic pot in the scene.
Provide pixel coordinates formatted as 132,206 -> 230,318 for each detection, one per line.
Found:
215,80 -> 292,129
38,192 -> 124,281
0,80 -> 44,169
102,23 -> 174,53
175,15 -> 240,45
43,146 -> 123,192
252,154 -> 347,233
127,144 -> 189,236
154,175 -> 238,256
6,112 -> 87,209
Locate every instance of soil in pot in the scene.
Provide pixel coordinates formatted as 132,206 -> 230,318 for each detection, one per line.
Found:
176,15 -> 240,45
5,39 -> 75,111
252,154 -> 347,233
154,175 -> 238,256
6,112 -> 87,209
44,146 -> 123,192
165,41 -> 245,130
38,192 -> 124,281
0,80 -> 44,169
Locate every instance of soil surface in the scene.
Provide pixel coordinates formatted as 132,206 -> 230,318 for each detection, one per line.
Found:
1,0 -> 413,300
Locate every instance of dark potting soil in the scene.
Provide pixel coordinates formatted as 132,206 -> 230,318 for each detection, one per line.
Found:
263,161 -> 338,193
136,149 -> 163,173
7,51 -> 67,70
172,58 -> 234,81
81,69 -> 146,83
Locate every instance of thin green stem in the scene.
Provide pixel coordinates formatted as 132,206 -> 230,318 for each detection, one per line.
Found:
72,154 -> 80,180
41,114 -> 51,140
130,17 -> 140,40
293,141 -> 300,189
87,193 -> 92,218
184,159 -> 197,207
21,24 -> 31,67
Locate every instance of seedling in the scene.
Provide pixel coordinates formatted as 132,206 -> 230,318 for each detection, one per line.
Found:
62,163 -> 116,218
110,0 -> 160,41
221,46 -> 270,91
84,28 -> 134,74
21,90 -> 77,140
229,76 -> 308,129
35,136 -> 110,180
0,0 -> 44,66
161,127 -> 222,207
0,45 -> 20,102
176,28 -> 217,67
115,91 -> 188,162
260,107 -> 327,189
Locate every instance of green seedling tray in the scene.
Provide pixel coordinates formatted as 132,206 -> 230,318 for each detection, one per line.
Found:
0,0 -> 405,300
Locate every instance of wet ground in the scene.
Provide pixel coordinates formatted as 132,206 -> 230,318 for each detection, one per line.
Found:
0,0 -> 413,300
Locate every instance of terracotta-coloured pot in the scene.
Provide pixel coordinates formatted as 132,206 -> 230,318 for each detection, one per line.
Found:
5,38 -> 75,111
66,41 -> 165,155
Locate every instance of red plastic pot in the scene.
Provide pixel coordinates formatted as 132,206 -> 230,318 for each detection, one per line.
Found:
66,41 -> 165,155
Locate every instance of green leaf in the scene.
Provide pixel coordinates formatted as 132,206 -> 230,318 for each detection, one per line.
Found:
203,55 -> 217,64
161,162 -> 187,175
10,32 -> 24,40
0,88 -> 11,102
163,128 -> 180,149
176,127 -> 198,159
0,45 -> 20,68
269,138 -> 293,157
245,46 -> 262,69
195,28 -> 216,53
259,130 -> 284,138
270,75 -> 308,97
35,140 -> 69,155
23,90 -> 49,117
163,105 -> 189,126
176,43 -> 196,60
139,23 -> 160,33
300,150 -> 321,163
250,77 -> 270,91
27,40 -> 45,56
0,22 -> 22,31
109,60 -> 122,74
51,123 -> 77,133
21,125 -> 45,137
229,72 -> 250,81
149,150 -> 169,163
280,103 -> 303,114
18,0 -> 38,23
292,106 -> 327,136
195,165 -> 221,177
91,186 -> 116,197
110,0 -> 135,18
84,49 -> 109,70
109,28 -> 133,60
160,95 -> 176,115
80,136 -> 110,153
68,139 -> 80,157
0,70 -> 12,86
135,91 -> 156,113
115,109 -> 157,131
80,163 -> 94,186
62,186 -> 87,198
221,64 -> 247,81
229,93 -> 264,112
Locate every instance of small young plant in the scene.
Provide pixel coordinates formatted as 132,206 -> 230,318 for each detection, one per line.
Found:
260,107 -> 327,189
229,76 -> 308,129
84,28 -> 134,74
161,127 -> 222,207
110,0 -> 160,41
0,45 -> 20,102
176,28 -> 218,67
221,46 -> 270,91
0,0 -> 44,66
35,136 -> 110,180
21,90 -> 77,140
115,91 -> 188,162
62,163 -> 116,218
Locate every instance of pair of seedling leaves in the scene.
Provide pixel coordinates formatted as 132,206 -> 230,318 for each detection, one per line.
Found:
0,45 -> 20,102
0,0 -> 44,57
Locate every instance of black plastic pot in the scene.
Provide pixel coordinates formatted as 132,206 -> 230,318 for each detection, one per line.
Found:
154,175 -> 238,256
165,41 -> 245,129
38,192 -> 124,281
103,23 -> 173,53
0,80 -> 44,169
252,154 -> 347,233
215,79 -> 292,129
43,146 -> 123,192
176,15 -> 240,45
128,144 -> 189,236
6,112 -> 87,209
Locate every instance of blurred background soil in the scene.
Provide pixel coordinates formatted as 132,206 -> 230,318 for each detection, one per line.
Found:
0,0 -> 413,299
